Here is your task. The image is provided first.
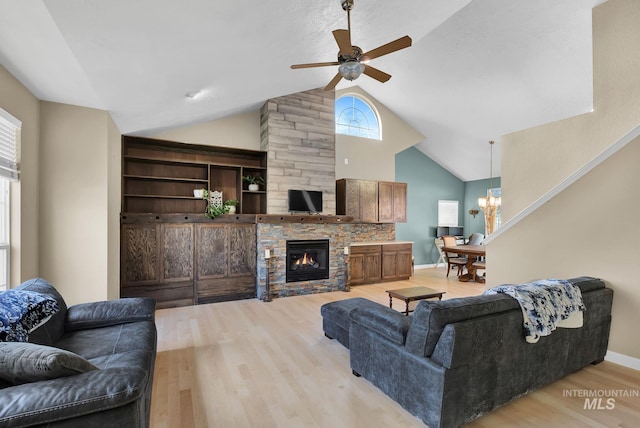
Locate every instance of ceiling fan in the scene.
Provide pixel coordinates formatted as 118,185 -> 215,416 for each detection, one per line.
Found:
291,0 -> 412,91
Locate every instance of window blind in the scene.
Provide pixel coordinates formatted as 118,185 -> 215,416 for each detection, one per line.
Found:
0,108 -> 21,181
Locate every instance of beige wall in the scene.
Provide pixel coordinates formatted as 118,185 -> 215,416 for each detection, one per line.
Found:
39,102 -> 114,305
152,87 -> 425,184
152,110 -> 261,150
490,0 -> 640,360
501,0 -> 640,222
335,87 -> 424,181
0,65 -> 40,286
107,115 -> 121,300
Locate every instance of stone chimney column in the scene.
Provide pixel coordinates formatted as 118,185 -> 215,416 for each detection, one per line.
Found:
260,88 -> 336,214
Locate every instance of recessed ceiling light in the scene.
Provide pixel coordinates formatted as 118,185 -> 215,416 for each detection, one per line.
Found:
185,90 -> 202,100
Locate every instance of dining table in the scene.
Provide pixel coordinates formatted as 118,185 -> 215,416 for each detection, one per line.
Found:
442,244 -> 486,283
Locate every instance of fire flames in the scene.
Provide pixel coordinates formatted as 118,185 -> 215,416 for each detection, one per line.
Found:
291,252 -> 319,270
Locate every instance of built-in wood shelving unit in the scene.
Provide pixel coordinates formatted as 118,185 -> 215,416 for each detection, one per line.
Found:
122,136 -> 267,215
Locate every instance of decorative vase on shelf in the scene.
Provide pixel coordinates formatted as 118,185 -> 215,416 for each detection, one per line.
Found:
228,205 -> 236,214
248,184 -> 259,191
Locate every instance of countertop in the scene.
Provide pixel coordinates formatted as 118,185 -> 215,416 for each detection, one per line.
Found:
350,241 -> 413,246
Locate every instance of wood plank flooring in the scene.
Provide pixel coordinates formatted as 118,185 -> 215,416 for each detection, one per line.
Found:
151,267 -> 640,427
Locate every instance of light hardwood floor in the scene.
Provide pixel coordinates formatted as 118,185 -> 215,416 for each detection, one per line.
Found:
151,268 -> 640,427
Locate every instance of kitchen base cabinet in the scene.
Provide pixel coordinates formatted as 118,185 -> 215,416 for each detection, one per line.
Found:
349,242 -> 412,286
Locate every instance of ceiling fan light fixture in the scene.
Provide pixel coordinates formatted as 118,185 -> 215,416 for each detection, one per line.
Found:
338,61 -> 364,81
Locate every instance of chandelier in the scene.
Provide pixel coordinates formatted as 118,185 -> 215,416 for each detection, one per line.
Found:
478,140 -> 501,235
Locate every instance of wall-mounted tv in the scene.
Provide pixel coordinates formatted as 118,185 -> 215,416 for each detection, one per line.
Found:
288,189 -> 323,213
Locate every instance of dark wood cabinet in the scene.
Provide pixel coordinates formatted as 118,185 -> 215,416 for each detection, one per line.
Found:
121,222 -> 195,308
337,179 -> 407,223
392,182 -> 407,222
378,181 -> 394,222
336,179 -> 378,222
120,216 -> 256,308
350,243 -> 411,286
382,243 -> 412,281
122,136 -> 267,215
195,223 -> 256,304
349,245 -> 381,285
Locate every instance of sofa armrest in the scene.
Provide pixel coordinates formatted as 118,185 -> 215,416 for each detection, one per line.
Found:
65,298 -> 156,332
430,323 -> 475,369
350,306 -> 411,345
0,367 -> 148,427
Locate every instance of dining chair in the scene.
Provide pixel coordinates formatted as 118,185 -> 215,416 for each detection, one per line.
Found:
441,235 -> 467,277
472,259 -> 486,282
434,238 -> 446,268
467,232 -> 485,246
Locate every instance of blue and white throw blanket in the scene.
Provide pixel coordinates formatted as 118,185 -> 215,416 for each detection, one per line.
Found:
484,279 -> 585,343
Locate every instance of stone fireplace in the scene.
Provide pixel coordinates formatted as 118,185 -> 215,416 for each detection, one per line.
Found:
256,218 -> 394,300
286,239 -> 330,283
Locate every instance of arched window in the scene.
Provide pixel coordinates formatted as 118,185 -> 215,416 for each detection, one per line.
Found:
335,95 -> 381,140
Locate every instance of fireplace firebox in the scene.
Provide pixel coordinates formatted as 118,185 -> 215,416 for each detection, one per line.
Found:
286,239 -> 330,283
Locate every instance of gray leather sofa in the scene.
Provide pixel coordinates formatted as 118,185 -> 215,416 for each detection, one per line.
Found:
0,278 -> 157,427
343,277 -> 613,428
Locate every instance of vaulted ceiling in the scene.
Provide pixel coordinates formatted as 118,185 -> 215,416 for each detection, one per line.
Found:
0,0 -> 604,181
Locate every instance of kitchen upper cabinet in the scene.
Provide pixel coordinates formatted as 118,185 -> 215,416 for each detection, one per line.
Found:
337,179 -> 407,223
336,179 -> 378,223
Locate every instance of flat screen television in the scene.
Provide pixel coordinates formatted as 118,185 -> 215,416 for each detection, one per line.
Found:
288,189 -> 323,213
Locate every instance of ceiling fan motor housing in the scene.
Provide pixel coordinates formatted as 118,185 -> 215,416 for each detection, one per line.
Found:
341,0 -> 354,11
337,46 -> 362,64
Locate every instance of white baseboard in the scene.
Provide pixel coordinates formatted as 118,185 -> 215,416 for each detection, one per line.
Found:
414,264 -> 445,270
605,351 -> 640,371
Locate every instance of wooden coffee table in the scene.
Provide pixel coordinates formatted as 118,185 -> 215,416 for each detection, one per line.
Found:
386,286 -> 445,316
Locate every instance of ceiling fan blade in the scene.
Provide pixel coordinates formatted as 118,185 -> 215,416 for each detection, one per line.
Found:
333,29 -> 353,56
291,61 -> 340,69
363,64 -> 391,83
361,35 -> 412,62
324,73 -> 343,91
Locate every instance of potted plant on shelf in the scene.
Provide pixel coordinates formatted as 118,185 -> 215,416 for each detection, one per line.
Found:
242,175 -> 265,191
225,199 -> 239,214
200,191 -> 238,219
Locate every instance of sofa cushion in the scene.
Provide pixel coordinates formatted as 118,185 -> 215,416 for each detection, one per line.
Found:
16,278 -> 68,345
0,289 -> 59,342
56,320 -> 157,360
350,306 -> 410,345
405,293 -> 519,357
0,342 -> 98,385
65,297 -> 156,332
321,298 -> 384,348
